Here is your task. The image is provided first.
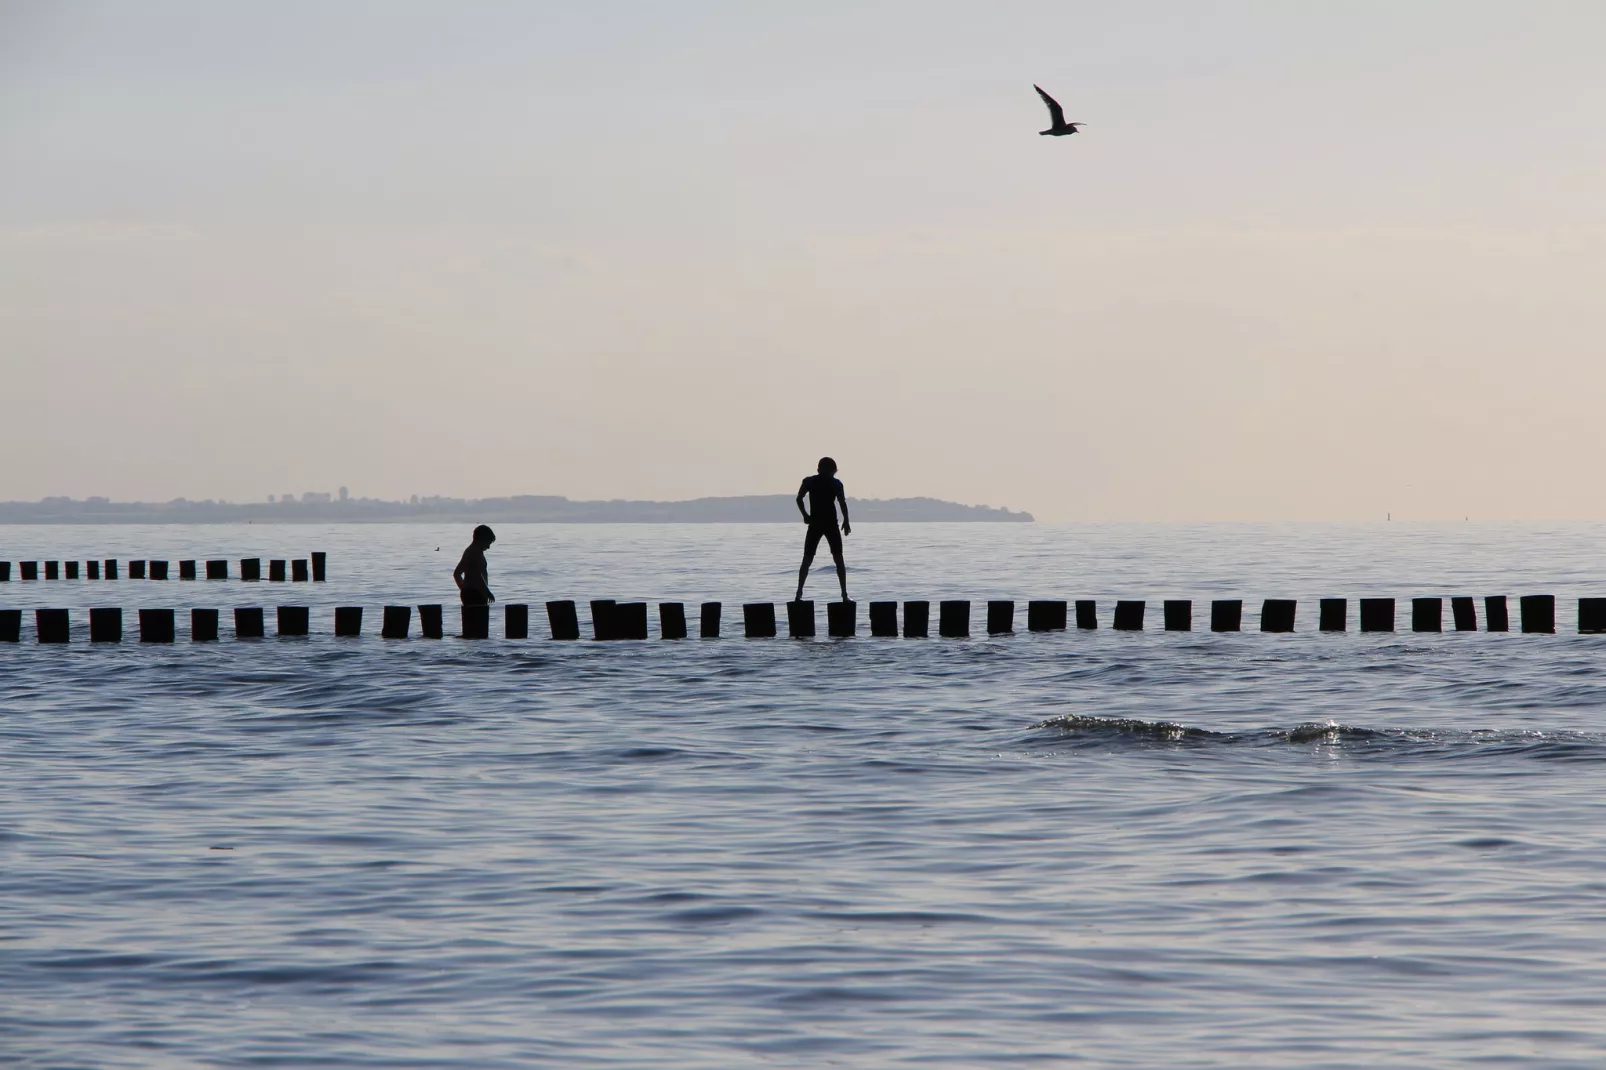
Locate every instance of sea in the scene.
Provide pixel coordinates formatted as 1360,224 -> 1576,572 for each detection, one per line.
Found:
3,521 -> 1606,1068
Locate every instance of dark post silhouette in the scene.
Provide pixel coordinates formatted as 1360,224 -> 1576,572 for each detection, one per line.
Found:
21,562 -> 39,580
617,603 -> 648,640
1260,599 -> 1296,633
1113,600 -> 1145,631
87,560 -> 100,579
461,604 -> 490,639
1452,597 -> 1477,631
234,607 -> 265,639
179,560 -> 197,580
590,600 -> 617,641
1412,597 -> 1442,632
277,606 -> 310,637
130,560 -> 146,579
939,600 -> 970,637
787,600 -> 816,638
0,609 -> 19,641
506,603 -> 529,640
795,457 -> 850,603
986,600 -> 1014,635
1075,600 -> 1098,629
335,607 -> 364,637
36,608 -> 69,643
902,600 -> 930,638
269,560 -> 286,582
149,561 -> 168,581
1359,598 -> 1394,632
828,600 -> 856,637
192,608 -> 219,642
240,558 -> 260,582
0,561 -> 9,581
1520,595 -> 1555,634
292,559 -> 309,582
869,601 -> 898,637
419,604 -> 444,639
104,559 -> 118,580
207,560 -> 228,580
1211,600 -> 1242,632
45,561 -> 58,580
1578,598 -> 1606,634
1319,598 -> 1347,632
699,602 -> 721,638
65,561 -> 79,579
744,602 -> 777,638
1164,600 -> 1192,631
311,552 -> 327,581
382,605 -> 412,639
659,602 -> 687,640
1027,600 -> 1067,631
1484,595 -> 1509,632
90,607 -> 122,642
140,608 -> 175,643
546,600 -> 580,640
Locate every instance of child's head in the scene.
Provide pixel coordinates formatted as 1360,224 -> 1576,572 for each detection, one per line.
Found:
473,524 -> 497,548
817,457 -> 837,476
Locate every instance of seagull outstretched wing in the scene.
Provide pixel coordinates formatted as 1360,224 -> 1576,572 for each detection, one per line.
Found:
1033,84 -> 1065,128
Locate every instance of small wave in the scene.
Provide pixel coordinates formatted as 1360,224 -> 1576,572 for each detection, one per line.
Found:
1033,714 -> 1226,743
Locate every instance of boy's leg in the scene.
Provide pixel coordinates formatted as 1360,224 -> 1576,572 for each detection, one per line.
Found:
826,526 -> 847,601
797,527 -> 823,601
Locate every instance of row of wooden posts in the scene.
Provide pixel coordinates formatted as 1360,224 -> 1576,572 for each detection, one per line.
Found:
4,595 -> 1604,643
0,555 -> 326,582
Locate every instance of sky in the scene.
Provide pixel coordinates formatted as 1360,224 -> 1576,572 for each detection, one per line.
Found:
2,1 -> 1604,521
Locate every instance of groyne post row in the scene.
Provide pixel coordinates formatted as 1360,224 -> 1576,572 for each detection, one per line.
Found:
3,596 -> 1603,643
0,554 -> 326,583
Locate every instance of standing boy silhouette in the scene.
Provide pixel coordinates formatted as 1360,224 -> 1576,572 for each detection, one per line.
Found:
795,457 -> 851,602
453,524 -> 497,606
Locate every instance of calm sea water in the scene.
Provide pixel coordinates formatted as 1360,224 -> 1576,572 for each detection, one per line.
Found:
4,521 -> 1606,1068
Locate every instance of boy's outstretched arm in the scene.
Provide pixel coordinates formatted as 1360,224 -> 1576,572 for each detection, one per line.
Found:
838,485 -> 850,536
796,481 -> 810,523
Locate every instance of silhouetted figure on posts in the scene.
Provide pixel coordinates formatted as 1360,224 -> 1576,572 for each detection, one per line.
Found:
454,525 -> 496,606
795,457 -> 850,603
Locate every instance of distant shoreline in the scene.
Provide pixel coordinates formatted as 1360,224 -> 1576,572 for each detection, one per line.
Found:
0,494 -> 1034,525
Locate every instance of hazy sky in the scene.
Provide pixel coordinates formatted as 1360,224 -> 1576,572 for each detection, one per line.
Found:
3,2 -> 1604,520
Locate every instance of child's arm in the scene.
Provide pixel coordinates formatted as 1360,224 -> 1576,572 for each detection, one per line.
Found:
837,484 -> 850,535
796,480 -> 811,523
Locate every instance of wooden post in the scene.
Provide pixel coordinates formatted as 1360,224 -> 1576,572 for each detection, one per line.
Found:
699,602 -> 721,638
1520,595 -> 1555,634
986,600 -> 1014,635
149,561 -> 168,581
418,604 -> 444,639
21,562 -> 39,580
65,561 -> 79,579
36,608 -> 69,643
129,560 -> 146,579
1113,600 -> 1144,631
1579,598 -> 1606,635
869,601 -> 898,637
1411,597 -> 1442,632
179,560 -> 197,580
590,600 -> 617,640
191,608 -> 219,642
743,603 -> 777,638
90,607 -> 122,642
506,603 -> 529,639
139,608 -> 175,643
1484,595 -> 1509,632
87,560 -> 100,579
461,604 -> 489,639
206,560 -> 228,580
1026,600 -> 1067,631
1210,599 -> 1242,632
44,561 -> 58,580
291,559 -> 309,582
0,561 -> 9,581
546,600 -> 579,640
335,607 -> 364,636
939,600 -> 970,637
0,609 -> 19,641
234,607 -> 265,639
277,606 -> 310,637
240,558 -> 260,582
1452,597 -> 1477,631
1075,600 -> 1098,629
616,603 -> 648,639
1319,598 -> 1346,632
786,600 -> 815,638
902,600 -> 929,638
1163,599 -> 1192,631
104,559 -> 119,580
659,602 -> 687,640
1260,599 -> 1296,632
1359,598 -> 1394,632
268,560 -> 286,582
382,606 -> 412,639
828,600 -> 856,637
311,552 -> 327,581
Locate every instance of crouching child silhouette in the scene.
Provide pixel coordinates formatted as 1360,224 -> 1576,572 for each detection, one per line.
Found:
795,457 -> 850,603
454,524 -> 497,606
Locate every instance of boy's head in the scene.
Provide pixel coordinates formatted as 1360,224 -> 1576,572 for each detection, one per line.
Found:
472,524 -> 496,548
817,456 -> 837,476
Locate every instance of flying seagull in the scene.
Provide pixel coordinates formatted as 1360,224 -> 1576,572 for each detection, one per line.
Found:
1033,85 -> 1084,136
